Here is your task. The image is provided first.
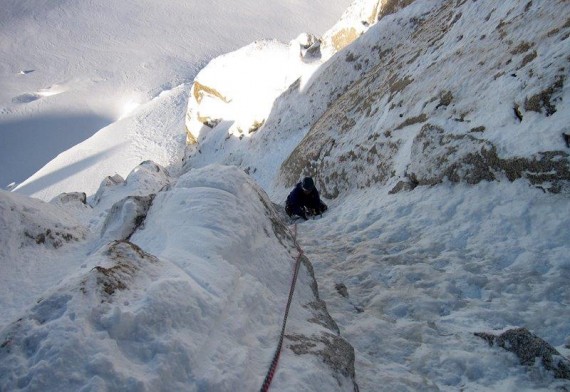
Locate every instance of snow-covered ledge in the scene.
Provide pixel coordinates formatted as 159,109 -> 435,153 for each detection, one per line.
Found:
184,39 -> 314,145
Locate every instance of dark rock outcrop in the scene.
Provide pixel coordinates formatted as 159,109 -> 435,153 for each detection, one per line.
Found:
100,195 -> 155,242
475,328 -> 570,380
91,174 -> 125,206
50,192 -> 87,206
408,124 -> 570,193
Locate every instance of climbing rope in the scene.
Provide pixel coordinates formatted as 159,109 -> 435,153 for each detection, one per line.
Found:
260,224 -> 304,392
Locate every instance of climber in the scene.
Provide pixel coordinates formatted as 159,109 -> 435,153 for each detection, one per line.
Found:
285,176 -> 328,220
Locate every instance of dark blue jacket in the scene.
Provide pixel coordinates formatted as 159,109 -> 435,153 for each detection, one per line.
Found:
286,182 -> 327,220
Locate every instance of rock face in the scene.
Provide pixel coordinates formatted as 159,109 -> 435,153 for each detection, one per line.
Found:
100,195 -> 155,242
475,328 -> 570,380
279,0 -> 570,198
184,40 -> 301,145
408,124 -> 570,193
320,0 -> 416,57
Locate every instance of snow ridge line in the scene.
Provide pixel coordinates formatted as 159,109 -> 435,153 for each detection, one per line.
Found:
260,223 -> 304,392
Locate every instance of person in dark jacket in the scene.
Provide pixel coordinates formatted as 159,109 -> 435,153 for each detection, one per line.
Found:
285,177 -> 328,220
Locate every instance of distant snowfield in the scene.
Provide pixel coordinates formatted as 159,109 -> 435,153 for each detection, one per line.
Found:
0,0 -> 352,190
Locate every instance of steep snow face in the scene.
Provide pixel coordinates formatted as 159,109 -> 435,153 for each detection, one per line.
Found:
181,40 -> 331,197
279,0 -> 570,198
181,1 -> 421,198
13,84 -> 188,202
2,0 -> 569,391
183,0 -> 410,145
0,165 -> 357,391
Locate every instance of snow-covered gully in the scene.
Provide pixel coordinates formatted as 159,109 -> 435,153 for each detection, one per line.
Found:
296,182 -> 570,391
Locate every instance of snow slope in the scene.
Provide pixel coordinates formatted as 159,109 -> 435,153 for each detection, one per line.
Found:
299,181 -> 570,391
1,0 -> 570,391
0,165 -> 356,391
1,0 -> 352,191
